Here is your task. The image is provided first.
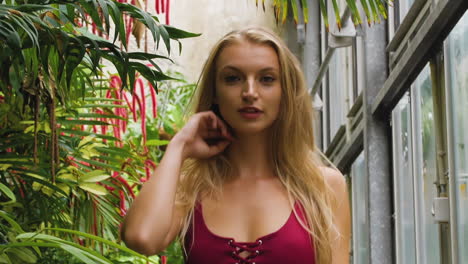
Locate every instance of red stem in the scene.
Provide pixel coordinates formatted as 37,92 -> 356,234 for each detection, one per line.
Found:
122,108 -> 128,133
121,91 -> 129,133
92,22 -> 97,35
144,166 -> 150,181
103,184 -> 115,192
113,172 -> 135,198
149,83 -> 157,118
144,159 -> 156,180
155,0 -> 160,14
92,199 -> 98,235
112,86 -> 123,146
110,76 -> 122,89
136,79 -> 146,147
17,177 -> 25,199
123,92 -> 134,113
119,190 -> 126,216
101,118 -> 107,143
126,16 -> 133,46
165,0 -> 170,25
161,0 -> 165,13
132,91 -> 141,122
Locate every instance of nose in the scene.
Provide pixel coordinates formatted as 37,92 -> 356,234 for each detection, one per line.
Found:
241,79 -> 258,102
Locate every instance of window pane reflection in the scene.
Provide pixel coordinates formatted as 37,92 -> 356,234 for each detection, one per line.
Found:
399,0 -> 415,21
351,153 -> 369,264
392,94 -> 416,263
328,47 -> 353,139
412,65 -> 441,264
445,12 -> 468,263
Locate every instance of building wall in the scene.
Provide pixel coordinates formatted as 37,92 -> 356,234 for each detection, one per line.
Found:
112,0 -> 278,83
165,0 -> 278,82
301,0 -> 468,263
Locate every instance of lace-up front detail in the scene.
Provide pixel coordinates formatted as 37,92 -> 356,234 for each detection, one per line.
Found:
228,239 -> 262,264
184,201 -> 316,264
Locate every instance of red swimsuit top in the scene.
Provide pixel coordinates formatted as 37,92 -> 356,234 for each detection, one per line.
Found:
184,201 -> 316,264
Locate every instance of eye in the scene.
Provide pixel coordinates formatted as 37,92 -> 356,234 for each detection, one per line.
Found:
260,75 -> 276,83
224,75 -> 241,83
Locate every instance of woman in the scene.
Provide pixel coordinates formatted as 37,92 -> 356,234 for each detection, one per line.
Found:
122,27 -> 350,264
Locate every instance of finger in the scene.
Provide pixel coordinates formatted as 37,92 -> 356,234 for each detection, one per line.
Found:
203,130 -> 223,138
216,119 -> 227,137
220,126 -> 233,141
216,118 -> 234,141
210,112 -> 217,129
208,140 -> 231,155
205,111 -> 233,141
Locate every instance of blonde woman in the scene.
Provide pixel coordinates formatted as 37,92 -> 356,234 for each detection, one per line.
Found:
122,27 -> 351,264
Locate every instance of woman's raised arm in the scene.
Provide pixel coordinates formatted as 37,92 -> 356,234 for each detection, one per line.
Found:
121,111 -> 232,256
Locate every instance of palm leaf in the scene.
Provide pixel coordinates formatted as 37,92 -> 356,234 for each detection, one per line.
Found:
259,0 -> 390,27
46,228 -> 158,263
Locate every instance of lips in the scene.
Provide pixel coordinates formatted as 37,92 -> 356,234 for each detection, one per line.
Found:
238,106 -> 262,113
238,106 -> 263,119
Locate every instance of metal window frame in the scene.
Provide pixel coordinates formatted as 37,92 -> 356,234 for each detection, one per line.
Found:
409,78 -> 426,264
410,64 -> 447,264
391,94 -> 417,264
351,42 -> 358,101
443,33 -> 461,264
355,36 -> 365,97
391,99 -> 404,264
321,10 -> 330,151
324,38 -> 365,172
387,0 -> 427,53
371,0 -> 467,116
346,173 -> 354,263
387,1 -> 396,41
351,152 -> 369,264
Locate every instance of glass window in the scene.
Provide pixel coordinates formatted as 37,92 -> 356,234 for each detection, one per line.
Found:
391,93 -> 416,263
328,46 -> 353,139
346,174 -> 353,264
445,12 -> 468,263
355,37 -> 365,97
411,64 -> 441,264
351,153 -> 369,264
398,0 -> 415,23
321,12 -> 330,150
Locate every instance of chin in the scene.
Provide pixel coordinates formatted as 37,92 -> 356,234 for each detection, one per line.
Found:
220,111 -> 278,136
228,121 -> 275,136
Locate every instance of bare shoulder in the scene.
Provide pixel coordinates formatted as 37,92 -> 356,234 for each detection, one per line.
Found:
319,166 -> 347,195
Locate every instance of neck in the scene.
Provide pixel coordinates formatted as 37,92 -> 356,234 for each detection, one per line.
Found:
225,131 -> 275,181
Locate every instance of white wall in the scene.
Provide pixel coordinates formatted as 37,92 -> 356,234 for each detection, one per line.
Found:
149,0 -> 278,82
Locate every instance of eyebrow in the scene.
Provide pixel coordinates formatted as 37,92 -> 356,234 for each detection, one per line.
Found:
219,65 -> 279,73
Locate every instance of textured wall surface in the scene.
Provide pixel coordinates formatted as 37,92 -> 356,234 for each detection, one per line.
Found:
158,0 -> 277,82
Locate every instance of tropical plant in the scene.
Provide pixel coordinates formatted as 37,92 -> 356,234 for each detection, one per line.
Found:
260,0 -> 390,30
0,0 -> 198,262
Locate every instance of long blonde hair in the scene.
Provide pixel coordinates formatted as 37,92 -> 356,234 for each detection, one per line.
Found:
176,27 -> 335,263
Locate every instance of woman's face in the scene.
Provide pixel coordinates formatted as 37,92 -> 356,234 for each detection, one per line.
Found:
214,40 -> 282,136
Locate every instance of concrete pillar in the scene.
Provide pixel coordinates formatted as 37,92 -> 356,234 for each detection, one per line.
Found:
302,0 -> 321,88
361,20 -> 394,264
302,0 -> 322,149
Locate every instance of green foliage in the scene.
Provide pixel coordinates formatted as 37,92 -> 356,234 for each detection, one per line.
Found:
0,0 -> 198,262
156,71 -> 196,132
268,0 -> 390,30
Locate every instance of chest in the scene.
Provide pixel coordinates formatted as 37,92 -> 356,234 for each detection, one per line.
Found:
200,179 -> 292,243
185,198 -> 316,264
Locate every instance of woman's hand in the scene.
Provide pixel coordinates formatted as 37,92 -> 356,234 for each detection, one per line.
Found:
172,111 -> 234,160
